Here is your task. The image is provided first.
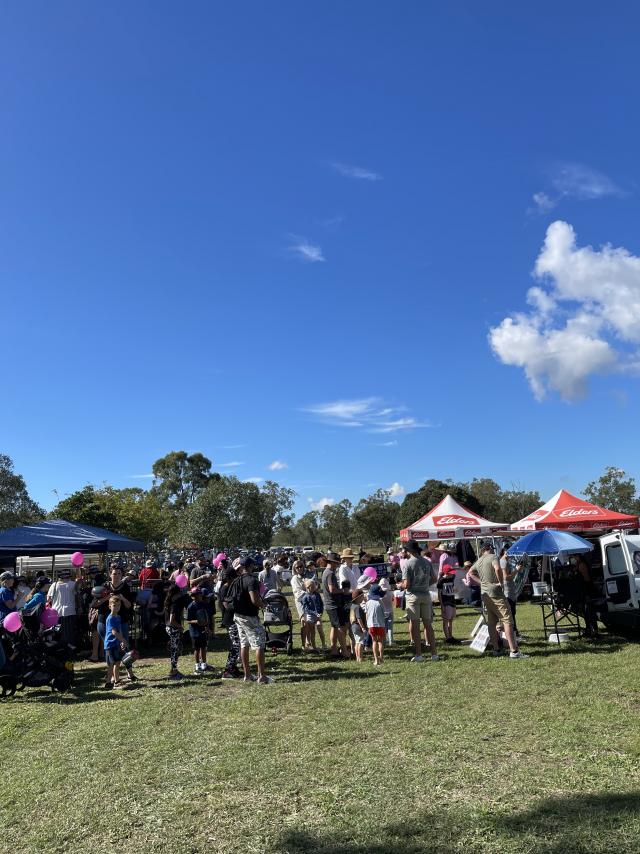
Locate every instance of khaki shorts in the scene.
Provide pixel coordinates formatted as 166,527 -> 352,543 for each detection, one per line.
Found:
234,614 -> 267,650
405,593 -> 433,624
482,593 -> 514,628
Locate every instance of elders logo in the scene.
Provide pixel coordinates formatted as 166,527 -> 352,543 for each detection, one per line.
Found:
558,506 -> 604,518
433,515 -> 478,526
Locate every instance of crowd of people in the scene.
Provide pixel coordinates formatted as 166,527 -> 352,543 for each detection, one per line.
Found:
0,536 -> 531,688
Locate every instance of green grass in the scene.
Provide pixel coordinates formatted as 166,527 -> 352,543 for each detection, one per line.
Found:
2,603 -> 640,854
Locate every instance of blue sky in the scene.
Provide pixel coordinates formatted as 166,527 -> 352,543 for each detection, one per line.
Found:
2,2 -> 639,519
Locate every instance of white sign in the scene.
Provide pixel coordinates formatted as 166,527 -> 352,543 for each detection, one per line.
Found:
470,625 -> 490,653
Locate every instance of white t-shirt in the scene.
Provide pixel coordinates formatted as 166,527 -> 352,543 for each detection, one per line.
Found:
337,563 -> 359,591
48,580 -> 77,617
290,574 -> 306,603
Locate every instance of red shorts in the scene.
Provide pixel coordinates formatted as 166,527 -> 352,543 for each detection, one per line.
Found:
369,627 -> 385,639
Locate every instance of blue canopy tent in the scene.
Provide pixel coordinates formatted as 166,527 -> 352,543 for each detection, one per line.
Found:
0,519 -> 145,558
508,528 -> 594,642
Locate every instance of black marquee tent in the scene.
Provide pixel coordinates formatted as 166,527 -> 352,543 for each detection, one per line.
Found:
0,519 -> 145,558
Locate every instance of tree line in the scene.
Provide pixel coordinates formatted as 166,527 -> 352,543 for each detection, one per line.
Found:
1,452 -> 639,549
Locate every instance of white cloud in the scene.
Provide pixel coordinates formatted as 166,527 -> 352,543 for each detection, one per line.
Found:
490,220 -> 640,400
219,444 -> 246,450
218,461 -> 244,468
386,482 -> 405,499
288,236 -> 325,263
268,460 -> 288,471
374,440 -> 398,447
303,398 -> 429,433
243,477 -> 264,484
130,474 -> 154,479
531,163 -> 622,214
308,496 -> 335,511
330,161 -> 382,181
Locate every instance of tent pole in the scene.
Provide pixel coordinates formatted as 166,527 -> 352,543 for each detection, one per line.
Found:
51,554 -> 55,580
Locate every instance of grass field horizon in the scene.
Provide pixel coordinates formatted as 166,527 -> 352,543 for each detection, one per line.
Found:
1,602 -> 639,854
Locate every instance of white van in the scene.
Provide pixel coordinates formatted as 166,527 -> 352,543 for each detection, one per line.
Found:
598,531 -> 640,630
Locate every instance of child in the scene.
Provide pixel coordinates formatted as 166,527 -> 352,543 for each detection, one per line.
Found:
349,590 -> 368,662
437,564 -> 460,644
164,582 -> 188,680
187,587 -> 210,674
300,579 -> 324,652
365,584 -> 386,666
104,595 -> 127,689
378,577 -> 395,646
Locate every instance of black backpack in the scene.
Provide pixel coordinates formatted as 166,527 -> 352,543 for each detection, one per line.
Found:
221,577 -> 244,613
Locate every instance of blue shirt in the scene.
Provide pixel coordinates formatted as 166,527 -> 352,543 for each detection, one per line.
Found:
301,591 -> 323,617
187,600 -> 209,638
104,614 -> 122,650
22,591 -> 46,613
0,586 -> 15,622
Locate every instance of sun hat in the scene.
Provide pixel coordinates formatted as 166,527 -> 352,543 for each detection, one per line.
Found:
0,571 -> 14,582
340,548 -> 357,559
326,551 -> 341,565
356,574 -> 373,590
378,577 -> 391,592
58,569 -> 71,578
368,584 -> 383,599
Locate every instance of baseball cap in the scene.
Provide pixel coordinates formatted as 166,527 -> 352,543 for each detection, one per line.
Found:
238,556 -> 255,569
368,584 -> 383,599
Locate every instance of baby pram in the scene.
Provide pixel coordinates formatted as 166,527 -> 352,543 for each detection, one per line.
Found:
262,590 -> 293,655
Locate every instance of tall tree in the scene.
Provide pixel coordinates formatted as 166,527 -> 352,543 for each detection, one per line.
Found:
352,489 -> 399,547
293,511 -> 320,547
584,467 -> 640,514
0,454 -> 45,529
50,485 -> 120,530
320,499 -> 353,547
151,451 -> 213,508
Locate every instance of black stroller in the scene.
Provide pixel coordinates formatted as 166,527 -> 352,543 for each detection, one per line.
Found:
262,590 -> 294,655
0,604 -> 75,698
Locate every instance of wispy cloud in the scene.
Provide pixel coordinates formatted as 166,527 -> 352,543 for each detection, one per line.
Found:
374,440 -> 398,447
268,460 -> 288,471
320,213 -> 345,228
130,474 -> 154,479
331,161 -> 382,181
308,496 -> 335,511
218,444 -> 246,450
531,163 -> 623,214
386,482 -> 405,499
243,477 -> 264,484
288,235 -> 325,263
303,397 -> 429,433
218,461 -> 244,468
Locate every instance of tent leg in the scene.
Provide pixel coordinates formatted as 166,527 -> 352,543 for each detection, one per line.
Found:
51,554 -> 55,581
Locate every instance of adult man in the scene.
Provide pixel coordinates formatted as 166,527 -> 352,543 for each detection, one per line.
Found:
337,549 -> 359,592
233,557 -> 274,684
401,539 -> 439,663
47,568 -> 78,648
321,551 -> 350,658
468,543 -> 528,659
139,559 -> 160,590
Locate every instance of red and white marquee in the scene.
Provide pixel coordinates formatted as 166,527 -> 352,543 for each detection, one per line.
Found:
399,494 -> 506,541
511,489 -> 639,532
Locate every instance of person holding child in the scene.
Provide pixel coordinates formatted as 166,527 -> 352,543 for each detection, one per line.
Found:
104,595 -> 127,689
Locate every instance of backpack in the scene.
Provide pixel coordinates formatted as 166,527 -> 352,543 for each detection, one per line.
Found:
221,577 -> 244,613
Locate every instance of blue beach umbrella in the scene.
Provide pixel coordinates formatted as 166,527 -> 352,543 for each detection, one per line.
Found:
507,529 -> 594,557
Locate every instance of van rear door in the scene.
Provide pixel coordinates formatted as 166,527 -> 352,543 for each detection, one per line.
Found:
601,538 -> 638,612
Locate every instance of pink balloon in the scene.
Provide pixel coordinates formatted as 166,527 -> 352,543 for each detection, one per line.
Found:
175,573 -> 188,589
40,607 -> 60,629
363,566 -> 378,581
216,552 -> 226,562
3,611 -> 22,633
71,551 -> 84,567
212,558 -> 221,569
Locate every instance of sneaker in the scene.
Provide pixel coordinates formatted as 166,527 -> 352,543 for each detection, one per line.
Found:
243,674 -> 257,683
113,681 -> 125,689
103,681 -> 113,690
198,662 -> 206,672
410,655 -> 424,663
510,651 -> 530,659
194,666 -> 202,675
221,669 -> 240,680
127,672 -> 139,683
257,675 -> 274,684
431,654 -> 440,662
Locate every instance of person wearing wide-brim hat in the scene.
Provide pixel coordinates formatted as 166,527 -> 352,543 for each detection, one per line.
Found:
321,552 -> 350,658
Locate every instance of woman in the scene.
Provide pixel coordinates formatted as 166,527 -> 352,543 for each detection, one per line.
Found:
218,560 -> 242,679
290,560 -> 310,650
164,582 -> 188,680
22,576 -> 51,613
499,546 -> 519,638
97,563 -> 138,682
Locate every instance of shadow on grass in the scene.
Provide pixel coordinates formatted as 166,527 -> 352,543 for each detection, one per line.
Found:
273,664 -> 385,683
274,791 -> 640,854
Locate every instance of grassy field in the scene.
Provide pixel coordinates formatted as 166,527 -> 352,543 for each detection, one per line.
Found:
1,602 -> 639,854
